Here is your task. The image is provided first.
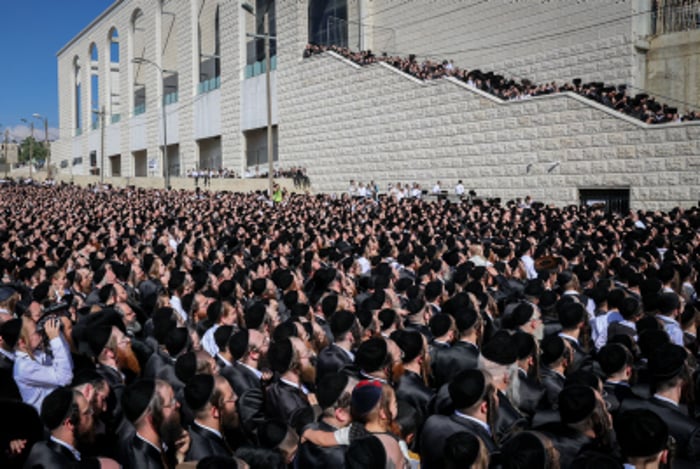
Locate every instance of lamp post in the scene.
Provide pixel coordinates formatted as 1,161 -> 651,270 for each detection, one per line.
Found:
242,2 -> 276,197
2,126 -> 8,179
20,118 -> 34,180
132,57 -> 170,189
92,107 -> 106,185
32,114 -> 50,180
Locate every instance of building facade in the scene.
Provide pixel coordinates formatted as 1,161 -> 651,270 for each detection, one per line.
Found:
54,0 -> 700,209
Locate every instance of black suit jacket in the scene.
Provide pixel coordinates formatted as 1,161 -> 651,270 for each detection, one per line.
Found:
315,344 -> 352,383
220,362 -> 261,397
539,367 -> 565,409
395,370 -> 434,426
432,340 -> 479,389
265,379 -> 311,424
144,351 -> 185,393
536,422 -> 594,468
494,390 -> 528,443
0,353 -> 13,371
619,396 -> 700,467
122,435 -> 165,469
404,323 -> 433,343
185,423 -> 232,461
420,413 -> 496,469
297,421 -> 346,469
517,369 -> 546,417
23,440 -> 97,469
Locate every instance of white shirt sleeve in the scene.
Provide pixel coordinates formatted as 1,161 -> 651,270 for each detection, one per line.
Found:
333,426 -> 351,446
16,336 -> 73,388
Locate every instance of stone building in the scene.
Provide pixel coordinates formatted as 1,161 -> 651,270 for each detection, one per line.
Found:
53,0 -> 700,209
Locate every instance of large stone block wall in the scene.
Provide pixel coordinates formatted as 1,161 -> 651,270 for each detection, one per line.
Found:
361,0 -> 648,86
279,52 -> 700,210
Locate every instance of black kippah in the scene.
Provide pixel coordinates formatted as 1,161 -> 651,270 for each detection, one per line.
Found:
392,329 -> 423,363
558,385 -> 596,424
245,302 -> 266,330
228,329 -> 250,360
497,432 -> 547,468
268,338 -> 294,374
175,352 -> 198,384
481,330 -> 517,365
214,325 -> 234,351
41,387 -> 75,430
316,372 -> 349,410
0,318 -> 22,349
444,432 -> 481,467
122,379 -> 156,423
514,330 -> 536,360
330,310 -> 355,337
355,337 -> 388,373
648,343 -> 687,381
454,308 -> 478,332
184,374 -> 216,411
164,327 -> 190,357
540,334 -> 566,366
429,313 -> 452,337
449,369 -> 486,410
511,303 -> 534,327
86,325 -> 113,358
597,343 -> 630,376
616,409 -> 668,458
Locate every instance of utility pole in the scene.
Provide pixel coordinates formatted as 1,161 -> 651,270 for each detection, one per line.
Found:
100,106 -> 106,185
92,107 -> 106,185
29,121 -> 34,180
3,129 -> 8,179
265,11 -> 273,197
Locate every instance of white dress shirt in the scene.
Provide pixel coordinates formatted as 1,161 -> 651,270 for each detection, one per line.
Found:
202,324 -> 220,357
14,336 -> 73,411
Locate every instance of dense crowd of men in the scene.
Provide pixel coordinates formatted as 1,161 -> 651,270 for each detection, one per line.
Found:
303,43 -> 699,124
1,181 -> 700,468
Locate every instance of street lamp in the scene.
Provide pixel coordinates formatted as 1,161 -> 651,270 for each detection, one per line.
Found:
132,57 -> 170,189
20,118 -> 34,180
32,114 -> 50,180
242,2 -> 276,197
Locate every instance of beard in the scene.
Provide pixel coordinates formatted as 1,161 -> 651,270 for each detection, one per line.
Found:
117,343 -> 141,375
420,356 -> 432,386
158,411 -> 183,446
391,362 -> 405,384
300,363 -> 317,385
74,423 -> 96,447
220,407 -> 240,432
126,320 -> 142,336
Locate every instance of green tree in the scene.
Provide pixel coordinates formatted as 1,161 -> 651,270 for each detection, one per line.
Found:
18,137 -> 47,164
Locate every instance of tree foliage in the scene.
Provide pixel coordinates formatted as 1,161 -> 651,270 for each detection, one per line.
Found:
18,137 -> 48,163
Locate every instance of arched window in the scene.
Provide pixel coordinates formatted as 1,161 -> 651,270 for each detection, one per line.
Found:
108,28 -> 121,122
132,8 -> 147,114
89,43 -> 99,130
197,0 -> 221,92
161,0 -> 179,104
308,0 -> 347,47
73,56 -> 82,133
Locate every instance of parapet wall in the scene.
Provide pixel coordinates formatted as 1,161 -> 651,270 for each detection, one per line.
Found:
279,53 -> 700,210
